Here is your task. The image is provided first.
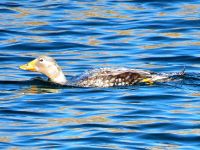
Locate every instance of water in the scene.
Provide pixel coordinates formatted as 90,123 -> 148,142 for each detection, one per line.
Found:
0,0 -> 200,149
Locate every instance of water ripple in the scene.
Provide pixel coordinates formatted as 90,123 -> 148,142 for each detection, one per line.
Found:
0,0 -> 200,149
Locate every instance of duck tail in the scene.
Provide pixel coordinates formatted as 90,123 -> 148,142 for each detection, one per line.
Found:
148,66 -> 186,83
178,66 -> 186,76
168,66 -> 186,78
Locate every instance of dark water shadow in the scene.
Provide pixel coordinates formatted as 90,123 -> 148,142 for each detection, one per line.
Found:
0,77 -> 76,94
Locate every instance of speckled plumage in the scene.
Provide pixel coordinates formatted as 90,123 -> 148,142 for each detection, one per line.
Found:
72,68 -> 166,87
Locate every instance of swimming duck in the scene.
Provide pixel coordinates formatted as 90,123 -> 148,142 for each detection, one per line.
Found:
19,55 -> 174,87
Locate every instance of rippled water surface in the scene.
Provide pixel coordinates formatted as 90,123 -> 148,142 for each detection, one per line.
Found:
0,0 -> 200,149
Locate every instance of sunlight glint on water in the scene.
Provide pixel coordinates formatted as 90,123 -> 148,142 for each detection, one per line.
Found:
0,0 -> 200,149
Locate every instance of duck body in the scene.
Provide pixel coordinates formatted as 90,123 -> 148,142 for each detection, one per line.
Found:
19,56 -> 178,87
72,68 -> 160,87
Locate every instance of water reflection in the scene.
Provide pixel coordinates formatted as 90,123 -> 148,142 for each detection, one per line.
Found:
140,41 -> 200,50
49,116 -> 110,125
20,85 -> 60,94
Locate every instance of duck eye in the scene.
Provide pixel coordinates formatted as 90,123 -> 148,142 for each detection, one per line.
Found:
39,58 -> 44,62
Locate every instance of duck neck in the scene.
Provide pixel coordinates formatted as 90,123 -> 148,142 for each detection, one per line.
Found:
46,66 -> 68,85
51,70 -> 67,85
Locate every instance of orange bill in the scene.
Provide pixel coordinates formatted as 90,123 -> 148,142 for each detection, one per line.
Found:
19,59 -> 37,72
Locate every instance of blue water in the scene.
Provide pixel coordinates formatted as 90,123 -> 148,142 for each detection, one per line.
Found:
0,0 -> 200,149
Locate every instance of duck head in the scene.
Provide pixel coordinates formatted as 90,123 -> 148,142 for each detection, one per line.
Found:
19,55 -> 67,85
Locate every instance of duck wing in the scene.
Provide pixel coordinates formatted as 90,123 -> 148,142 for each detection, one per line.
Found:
76,68 -> 153,87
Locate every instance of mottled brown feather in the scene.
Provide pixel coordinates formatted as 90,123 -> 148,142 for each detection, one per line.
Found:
78,71 -> 144,87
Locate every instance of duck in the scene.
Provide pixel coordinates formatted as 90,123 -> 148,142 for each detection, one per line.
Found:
19,55 -> 179,87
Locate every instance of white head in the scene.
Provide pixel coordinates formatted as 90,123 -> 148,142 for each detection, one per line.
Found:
20,55 -> 67,85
